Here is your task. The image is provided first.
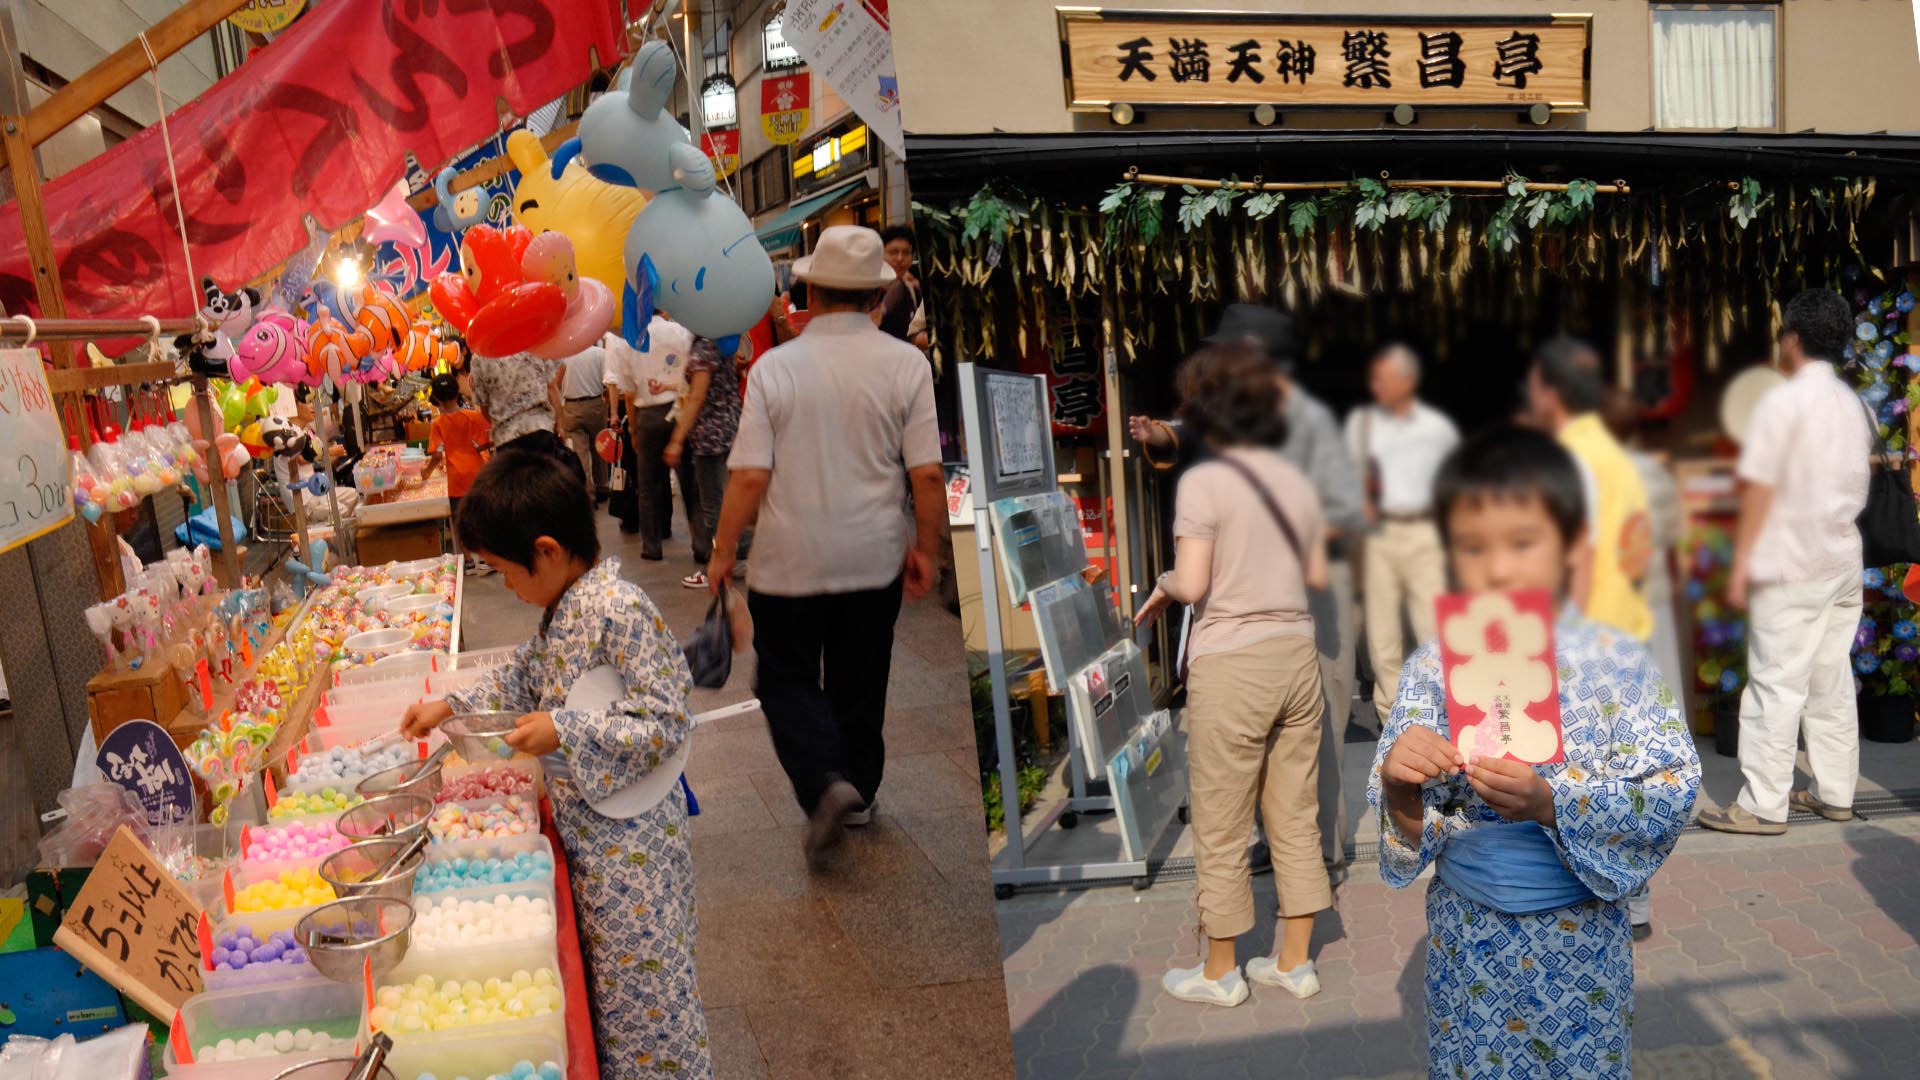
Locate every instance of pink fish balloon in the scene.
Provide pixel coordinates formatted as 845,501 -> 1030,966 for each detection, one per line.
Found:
232,307 -> 311,385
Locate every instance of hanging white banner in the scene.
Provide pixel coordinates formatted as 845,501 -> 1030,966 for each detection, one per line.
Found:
0,348 -> 74,554
781,0 -> 904,157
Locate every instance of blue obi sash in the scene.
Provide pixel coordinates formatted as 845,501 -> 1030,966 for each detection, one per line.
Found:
1435,820 -> 1598,915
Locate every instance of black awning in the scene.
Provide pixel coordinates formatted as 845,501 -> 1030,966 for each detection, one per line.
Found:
903,129 -> 1920,194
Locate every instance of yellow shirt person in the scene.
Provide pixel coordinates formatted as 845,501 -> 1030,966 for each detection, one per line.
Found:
1558,412 -> 1655,642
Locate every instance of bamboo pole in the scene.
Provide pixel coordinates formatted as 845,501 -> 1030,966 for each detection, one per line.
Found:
0,316 -> 203,340
1122,167 -> 1631,195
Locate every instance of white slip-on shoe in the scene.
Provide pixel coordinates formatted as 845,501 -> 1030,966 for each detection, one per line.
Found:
1161,963 -> 1250,1007
1246,957 -> 1322,999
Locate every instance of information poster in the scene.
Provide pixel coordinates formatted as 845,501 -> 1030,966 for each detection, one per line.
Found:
783,0 -> 905,155
0,348 -> 72,554
53,827 -> 205,1016
97,720 -> 196,827
986,373 -> 1044,484
1435,589 -> 1564,765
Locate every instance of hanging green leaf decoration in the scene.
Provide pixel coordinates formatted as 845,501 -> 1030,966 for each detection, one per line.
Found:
1288,197 -> 1321,237
1245,190 -> 1285,220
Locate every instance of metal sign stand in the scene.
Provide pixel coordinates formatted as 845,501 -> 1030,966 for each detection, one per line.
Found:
961,364 -> 1155,897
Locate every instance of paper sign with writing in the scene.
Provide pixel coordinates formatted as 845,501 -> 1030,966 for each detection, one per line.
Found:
783,0 -> 904,155
97,720 -> 196,827
1058,10 -> 1592,113
0,349 -> 73,554
54,826 -> 205,1017
1435,589 -> 1563,765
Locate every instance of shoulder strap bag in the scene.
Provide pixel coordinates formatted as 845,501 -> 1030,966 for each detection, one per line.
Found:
1855,395 -> 1920,568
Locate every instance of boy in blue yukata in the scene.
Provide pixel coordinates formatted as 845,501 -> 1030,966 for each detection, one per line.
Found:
405,447 -> 709,1079
1367,427 -> 1701,1079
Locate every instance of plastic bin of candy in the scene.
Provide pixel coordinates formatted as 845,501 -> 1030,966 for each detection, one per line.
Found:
239,819 -> 353,865
201,918 -> 328,991
415,834 -> 556,898
427,795 -> 540,843
222,861 -> 340,918
164,979 -> 363,1079
324,679 -> 432,712
406,880 -> 559,956
337,650 -> 444,688
372,937 -> 566,1056
151,822 -> 239,911
267,785 -> 368,825
284,739 -> 423,795
354,457 -> 400,494
383,1030 -> 566,1080
436,759 -> 544,804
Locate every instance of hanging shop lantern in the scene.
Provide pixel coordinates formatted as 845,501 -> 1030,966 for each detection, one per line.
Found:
700,74 -> 739,130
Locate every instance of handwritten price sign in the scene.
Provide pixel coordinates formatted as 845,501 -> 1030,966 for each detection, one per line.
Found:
53,826 -> 205,1017
0,348 -> 72,554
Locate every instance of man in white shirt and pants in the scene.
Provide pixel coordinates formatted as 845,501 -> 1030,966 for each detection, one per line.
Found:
603,318 -> 694,561
1346,344 -> 1458,728
551,343 -> 612,503
1700,289 -> 1872,835
708,226 -> 947,871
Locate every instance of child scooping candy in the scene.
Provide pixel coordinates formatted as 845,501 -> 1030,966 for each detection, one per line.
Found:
1367,427 -> 1700,1078
403,447 -> 707,1079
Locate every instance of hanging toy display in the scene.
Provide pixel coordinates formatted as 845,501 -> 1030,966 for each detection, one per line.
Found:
346,282 -> 412,366
618,143 -> 775,356
520,231 -> 615,358
307,309 -> 355,388
362,179 -> 430,250
69,437 -> 108,522
501,128 -> 647,329
173,278 -> 262,378
433,165 -> 490,233
430,224 -> 564,357
399,320 -> 461,372
550,41 -> 691,192
231,307 -> 312,386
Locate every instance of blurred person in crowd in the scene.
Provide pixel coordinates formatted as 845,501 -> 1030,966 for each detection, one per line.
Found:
603,317 -> 694,561
707,226 -> 945,871
470,348 -> 579,482
1138,342 -> 1333,1008
549,341 -> 613,504
1699,289 -> 1872,835
1130,302 -> 1367,878
871,225 -> 927,349
664,336 -> 751,590
1527,336 -> 1654,641
1346,343 -> 1459,729
422,374 -> 492,576
1601,389 -> 1687,706
1369,426 -> 1700,1076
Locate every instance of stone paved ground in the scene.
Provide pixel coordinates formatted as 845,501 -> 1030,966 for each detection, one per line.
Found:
998,814 -> 1920,1079
464,501 -> 1015,1079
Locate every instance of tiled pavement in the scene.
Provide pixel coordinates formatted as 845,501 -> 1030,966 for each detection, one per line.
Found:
998,808 -> 1920,1080
462,500 -> 1016,1079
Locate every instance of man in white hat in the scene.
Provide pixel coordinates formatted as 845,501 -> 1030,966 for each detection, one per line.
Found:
707,224 -> 946,871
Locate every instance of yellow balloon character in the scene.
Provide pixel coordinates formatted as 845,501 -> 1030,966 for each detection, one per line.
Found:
505,129 -> 647,330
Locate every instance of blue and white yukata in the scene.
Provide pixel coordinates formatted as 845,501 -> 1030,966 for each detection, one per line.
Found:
447,557 -> 709,1079
1367,612 -> 1701,1079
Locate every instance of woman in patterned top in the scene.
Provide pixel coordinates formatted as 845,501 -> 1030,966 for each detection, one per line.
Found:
1368,427 -> 1699,1079
469,350 -> 581,482
663,337 -> 749,590
404,448 -> 709,1079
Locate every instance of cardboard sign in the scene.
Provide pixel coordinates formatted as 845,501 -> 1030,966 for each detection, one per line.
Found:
1435,589 -> 1563,765
53,827 -> 205,1017
0,349 -> 73,554
96,720 -> 195,826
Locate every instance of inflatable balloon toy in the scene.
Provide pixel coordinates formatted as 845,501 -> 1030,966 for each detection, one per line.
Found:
433,166 -> 490,233
273,216 -> 334,313
621,143 -> 775,357
173,278 -> 261,378
521,232 -> 615,358
363,180 -> 428,250
430,224 -> 566,357
504,129 -> 647,329
307,310 -> 356,387
550,41 -> 690,191
283,538 -> 334,600
231,307 -> 311,386
399,321 -> 460,373
346,282 -> 412,363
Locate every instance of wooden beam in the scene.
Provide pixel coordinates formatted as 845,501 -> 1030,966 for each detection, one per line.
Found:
23,0 -> 256,149
45,361 -> 179,394
405,121 -> 581,212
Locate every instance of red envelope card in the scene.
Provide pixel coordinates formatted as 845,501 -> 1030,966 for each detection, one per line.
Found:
1434,588 -> 1564,765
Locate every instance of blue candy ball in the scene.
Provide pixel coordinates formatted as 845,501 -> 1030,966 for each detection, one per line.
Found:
512,1063 -> 536,1080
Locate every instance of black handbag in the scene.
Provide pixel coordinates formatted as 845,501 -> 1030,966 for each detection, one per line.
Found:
1857,397 -> 1920,568
683,588 -> 735,689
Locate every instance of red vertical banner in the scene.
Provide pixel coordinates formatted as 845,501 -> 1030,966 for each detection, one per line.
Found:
760,72 -> 813,145
701,129 -> 741,178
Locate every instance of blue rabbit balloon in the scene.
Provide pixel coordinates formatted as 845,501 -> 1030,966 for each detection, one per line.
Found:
621,143 -> 774,355
550,41 -> 690,192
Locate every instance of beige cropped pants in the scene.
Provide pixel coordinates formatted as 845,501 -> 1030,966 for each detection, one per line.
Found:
1185,633 -> 1334,939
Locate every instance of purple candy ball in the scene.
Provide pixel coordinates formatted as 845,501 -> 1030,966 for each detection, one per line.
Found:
212,947 -> 231,965
230,953 -> 249,969
216,961 -> 231,971
216,932 -> 236,950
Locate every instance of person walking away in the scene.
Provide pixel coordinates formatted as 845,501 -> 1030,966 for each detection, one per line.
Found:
1526,335 -> 1660,937
1346,343 -> 1458,730
1128,303 -> 1367,877
1370,426 -> 1700,1077
1602,389 -> 1687,712
604,319 -> 695,561
1137,343 -> 1333,1008
421,374 -> 492,576
1699,288 -> 1872,835
871,225 -> 926,348
403,450 -> 710,1078
550,342 -> 613,504
469,350 -> 579,482
664,336 -> 750,590
706,225 -> 945,871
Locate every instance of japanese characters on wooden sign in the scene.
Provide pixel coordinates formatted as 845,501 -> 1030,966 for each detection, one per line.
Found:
1057,9 -> 1591,112
52,826 -> 205,1017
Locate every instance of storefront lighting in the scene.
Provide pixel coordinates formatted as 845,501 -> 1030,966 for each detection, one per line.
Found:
1109,103 -> 1136,126
1391,104 -> 1417,126
1252,103 -> 1277,127
701,74 -> 738,129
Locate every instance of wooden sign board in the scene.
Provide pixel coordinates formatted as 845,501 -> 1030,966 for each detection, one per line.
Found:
1057,8 -> 1591,112
52,826 -> 205,1017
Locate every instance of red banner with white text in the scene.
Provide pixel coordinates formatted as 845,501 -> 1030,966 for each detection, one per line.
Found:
0,0 -> 625,322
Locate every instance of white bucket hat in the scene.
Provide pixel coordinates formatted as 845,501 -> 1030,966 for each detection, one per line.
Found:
792,225 -> 897,289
